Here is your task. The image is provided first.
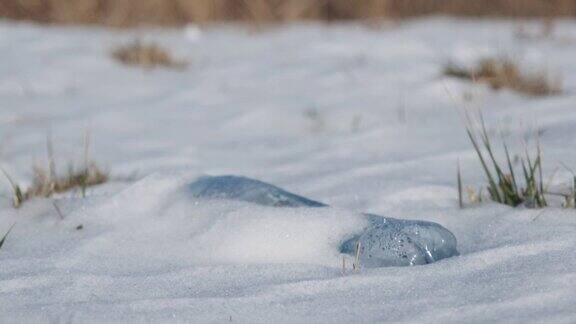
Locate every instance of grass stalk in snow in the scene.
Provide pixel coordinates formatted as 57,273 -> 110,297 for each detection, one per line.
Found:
82,130 -> 89,198
0,224 -> 15,252
457,160 -> 463,208
572,176 -> 576,209
556,164 -> 576,208
353,241 -> 361,271
0,166 -> 24,208
560,176 -> 576,208
464,111 -> 547,208
52,201 -> 65,220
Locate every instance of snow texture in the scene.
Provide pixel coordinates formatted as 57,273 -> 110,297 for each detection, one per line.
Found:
1,18 -> 576,323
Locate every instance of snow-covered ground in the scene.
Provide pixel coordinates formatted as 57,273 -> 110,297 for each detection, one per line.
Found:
1,18 -> 576,323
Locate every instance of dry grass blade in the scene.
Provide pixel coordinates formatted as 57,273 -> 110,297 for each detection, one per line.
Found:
353,241 -> 361,271
478,114 -> 516,204
502,139 -> 519,195
0,223 -> 16,251
46,131 -> 56,181
555,163 -> 576,208
457,160 -> 463,208
573,176 -> 576,208
463,112 -> 502,203
0,166 -> 24,208
82,130 -> 89,198
52,201 -> 65,220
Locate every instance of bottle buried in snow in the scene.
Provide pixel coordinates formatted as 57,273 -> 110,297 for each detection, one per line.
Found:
188,175 -> 458,268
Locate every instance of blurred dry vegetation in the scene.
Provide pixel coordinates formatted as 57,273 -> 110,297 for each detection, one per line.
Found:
1,0 -> 576,27
112,40 -> 188,69
444,57 -> 562,96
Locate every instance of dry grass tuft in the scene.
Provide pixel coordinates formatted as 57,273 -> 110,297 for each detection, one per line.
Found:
0,133 -> 109,208
25,163 -> 108,200
1,162 -> 108,208
111,40 -> 187,70
444,57 -> 562,97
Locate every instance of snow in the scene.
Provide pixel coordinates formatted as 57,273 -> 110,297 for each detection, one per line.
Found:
186,175 -> 457,266
1,18 -> 576,322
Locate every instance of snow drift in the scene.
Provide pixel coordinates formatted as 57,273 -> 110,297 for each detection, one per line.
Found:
31,173 -> 456,270
2,18 -> 576,323
188,175 -> 458,267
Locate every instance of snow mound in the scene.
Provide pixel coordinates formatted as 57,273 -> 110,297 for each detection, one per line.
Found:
49,172 -> 369,270
187,175 -> 458,267
34,173 -> 456,272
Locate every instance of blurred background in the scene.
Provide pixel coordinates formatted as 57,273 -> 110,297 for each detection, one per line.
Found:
1,1 -> 575,206
2,0 -> 575,26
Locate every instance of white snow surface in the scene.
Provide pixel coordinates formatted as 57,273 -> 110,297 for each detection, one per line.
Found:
1,18 -> 576,323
